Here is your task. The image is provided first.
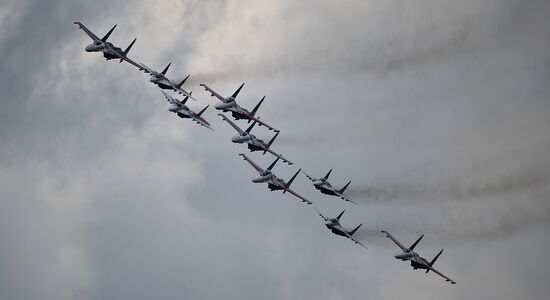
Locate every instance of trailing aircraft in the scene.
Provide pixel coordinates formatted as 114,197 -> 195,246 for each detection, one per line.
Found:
219,114 -> 292,165
199,83 -> 277,131
238,154 -> 311,204
303,169 -> 356,205
381,230 -> 456,284
74,22 -> 139,67
316,208 -> 367,249
139,63 -> 196,100
161,91 -> 212,130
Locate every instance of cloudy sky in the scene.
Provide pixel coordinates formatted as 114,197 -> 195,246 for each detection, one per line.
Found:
1,0 -> 549,299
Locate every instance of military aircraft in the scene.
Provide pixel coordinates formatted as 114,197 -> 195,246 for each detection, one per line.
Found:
139,63 -> 196,100
303,169 -> 356,205
381,230 -> 456,284
74,22 -> 139,67
199,83 -> 277,131
238,154 -> 312,204
161,91 -> 212,130
218,114 -> 292,165
315,208 -> 367,249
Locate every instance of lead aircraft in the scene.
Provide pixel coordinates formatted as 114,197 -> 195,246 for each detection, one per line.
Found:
74,22 -> 139,67
381,230 -> 456,284
161,91 -> 212,130
316,208 -> 367,249
219,114 -> 292,165
200,83 -> 277,131
239,154 -> 311,204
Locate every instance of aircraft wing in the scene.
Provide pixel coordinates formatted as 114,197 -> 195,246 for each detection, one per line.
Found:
301,170 -> 317,182
191,115 -> 214,131
280,184 -> 313,205
170,82 -> 197,101
314,207 -> 330,222
218,114 -> 244,134
345,233 -> 368,249
263,148 -> 293,165
381,230 -> 407,250
138,62 -> 158,75
199,84 -> 225,101
74,22 -> 100,41
340,194 -> 359,206
161,91 -> 182,107
235,106 -> 278,131
238,153 -> 266,174
427,266 -> 456,284
118,55 -> 144,70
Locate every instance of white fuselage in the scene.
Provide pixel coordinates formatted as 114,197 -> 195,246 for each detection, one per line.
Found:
252,172 -> 274,183
168,105 -> 191,116
215,99 -> 236,111
85,41 -> 106,52
314,179 -> 332,189
231,133 -> 251,144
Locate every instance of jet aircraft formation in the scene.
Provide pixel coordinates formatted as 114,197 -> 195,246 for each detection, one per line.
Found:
75,22 -> 457,285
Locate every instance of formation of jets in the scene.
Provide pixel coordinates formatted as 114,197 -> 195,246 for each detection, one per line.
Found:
75,21 -> 456,285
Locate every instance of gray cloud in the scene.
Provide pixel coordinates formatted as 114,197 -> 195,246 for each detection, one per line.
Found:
2,0 -> 550,300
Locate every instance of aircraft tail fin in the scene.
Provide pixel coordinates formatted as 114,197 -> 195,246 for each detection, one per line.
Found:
338,180 -> 351,194
336,210 -> 345,220
285,169 -> 301,189
196,105 -> 209,117
176,75 -> 190,89
245,119 -> 257,133
248,96 -> 265,123
101,24 -> 117,42
231,83 -> 245,99
409,235 -> 424,251
120,38 -> 136,62
349,223 -> 362,236
161,63 -> 171,75
323,169 -> 332,180
267,156 -> 280,171
266,131 -> 280,150
426,249 -> 444,273
180,95 -> 190,106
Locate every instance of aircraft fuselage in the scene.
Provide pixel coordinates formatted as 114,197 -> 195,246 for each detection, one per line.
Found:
150,76 -> 172,89
252,173 -> 273,183
394,251 -> 429,269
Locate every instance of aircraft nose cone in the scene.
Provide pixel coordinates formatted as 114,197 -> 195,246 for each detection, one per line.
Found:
252,176 -> 263,183
85,44 -> 94,52
231,135 -> 241,143
214,102 -> 224,110
149,77 -> 156,82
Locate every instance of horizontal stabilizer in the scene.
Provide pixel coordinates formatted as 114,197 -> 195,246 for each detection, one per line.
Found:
349,223 -> 362,236
101,24 -> 117,42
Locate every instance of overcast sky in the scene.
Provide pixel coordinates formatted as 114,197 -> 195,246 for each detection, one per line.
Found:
1,0 -> 550,299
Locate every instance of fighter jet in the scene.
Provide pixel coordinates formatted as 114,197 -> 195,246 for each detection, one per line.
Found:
303,169 -> 357,205
161,91 -> 212,130
381,230 -> 456,284
219,114 -> 292,165
139,63 -> 196,100
238,154 -> 312,205
199,83 -> 277,131
74,22 -> 140,67
315,208 -> 367,249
